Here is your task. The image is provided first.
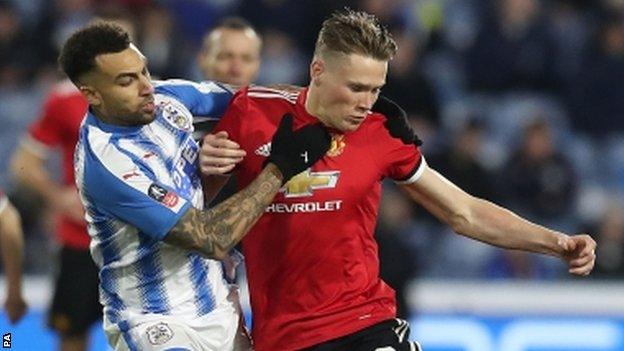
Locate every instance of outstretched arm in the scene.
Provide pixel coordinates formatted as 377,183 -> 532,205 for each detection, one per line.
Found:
399,165 -> 596,276
373,95 -> 596,276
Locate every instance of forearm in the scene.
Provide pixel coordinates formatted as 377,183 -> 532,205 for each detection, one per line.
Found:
401,167 -> 567,259
0,205 -> 24,294
11,147 -> 59,203
165,164 -> 282,259
459,197 -> 567,258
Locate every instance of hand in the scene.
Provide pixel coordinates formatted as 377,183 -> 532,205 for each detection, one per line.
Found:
267,114 -> 331,183
199,131 -> 247,176
372,95 -> 422,146
558,234 -> 596,276
54,188 -> 84,223
4,293 -> 27,325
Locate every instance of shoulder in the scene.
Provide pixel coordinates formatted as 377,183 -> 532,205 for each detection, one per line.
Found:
153,79 -> 233,95
245,85 -> 300,105
45,80 -> 85,106
361,112 -> 390,137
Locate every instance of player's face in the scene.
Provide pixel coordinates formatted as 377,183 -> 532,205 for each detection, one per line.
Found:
310,53 -> 387,132
199,28 -> 261,86
82,44 -> 155,126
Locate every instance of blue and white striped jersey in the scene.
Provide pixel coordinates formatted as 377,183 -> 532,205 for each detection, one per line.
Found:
74,79 -> 234,335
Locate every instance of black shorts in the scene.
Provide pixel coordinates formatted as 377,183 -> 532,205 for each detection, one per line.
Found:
304,318 -> 423,351
47,246 -> 102,336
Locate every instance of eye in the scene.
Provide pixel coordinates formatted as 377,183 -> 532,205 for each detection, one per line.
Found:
349,84 -> 366,93
118,77 -> 133,86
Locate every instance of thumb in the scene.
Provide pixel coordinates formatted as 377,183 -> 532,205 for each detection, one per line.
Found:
558,235 -> 576,253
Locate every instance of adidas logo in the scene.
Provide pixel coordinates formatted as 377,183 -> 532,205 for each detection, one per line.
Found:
255,142 -> 272,157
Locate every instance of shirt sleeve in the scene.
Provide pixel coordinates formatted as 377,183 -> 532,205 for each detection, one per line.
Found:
82,138 -> 191,240
211,88 -> 250,144
153,79 -> 234,120
370,115 -> 426,184
28,94 -> 65,149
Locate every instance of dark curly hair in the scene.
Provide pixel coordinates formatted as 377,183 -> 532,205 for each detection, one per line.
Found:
59,21 -> 131,84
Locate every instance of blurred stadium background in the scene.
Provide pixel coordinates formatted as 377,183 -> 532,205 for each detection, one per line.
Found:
0,0 -> 623,350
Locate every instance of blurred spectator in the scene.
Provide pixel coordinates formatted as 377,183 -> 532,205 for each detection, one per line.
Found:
0,1 -> 36,89
197,16 -> 262,87
586,199 -> 624,278
383,29 -> 440,128
547,0 -> 590,87
33,0 -> 94,68
428,118 -> 494,200
256,29 -> 306,85
376,186 -> 419,320
465,0 -> 559,93
138,4 -> 186,78
567,13 -> 624,136
502,118 -> 577,222
237,0 -> 317,54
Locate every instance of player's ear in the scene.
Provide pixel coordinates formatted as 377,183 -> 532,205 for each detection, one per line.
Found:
310,57 -> 325,85
79,85 -> 101,106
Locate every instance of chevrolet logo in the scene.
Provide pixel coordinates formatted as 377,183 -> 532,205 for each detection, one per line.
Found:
281,169 -> 340,198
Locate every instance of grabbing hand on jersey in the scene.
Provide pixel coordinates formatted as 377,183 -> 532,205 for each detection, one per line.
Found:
200,131 -> 246,176
372,96 -> 422,146
267,114 -> 331,183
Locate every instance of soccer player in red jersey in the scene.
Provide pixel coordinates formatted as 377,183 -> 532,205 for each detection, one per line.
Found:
0,189 -> 27,325
203,10 -> 597,351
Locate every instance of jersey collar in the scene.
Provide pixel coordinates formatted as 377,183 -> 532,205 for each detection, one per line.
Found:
85,108 -> 144,134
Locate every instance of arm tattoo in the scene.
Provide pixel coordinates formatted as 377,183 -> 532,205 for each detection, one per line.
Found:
165,165 -> 282,259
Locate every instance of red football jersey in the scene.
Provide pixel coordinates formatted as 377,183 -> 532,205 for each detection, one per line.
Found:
27,80 -> 90,249
214,86 -> 424,351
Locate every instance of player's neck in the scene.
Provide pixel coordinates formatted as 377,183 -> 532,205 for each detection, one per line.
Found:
304,86 -> 331,127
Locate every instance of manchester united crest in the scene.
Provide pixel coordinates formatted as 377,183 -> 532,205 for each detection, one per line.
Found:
327,133 -> 346,157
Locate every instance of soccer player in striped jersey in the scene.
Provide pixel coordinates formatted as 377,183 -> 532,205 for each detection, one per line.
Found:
59,22 -> 330,350
202,10 -> 597,351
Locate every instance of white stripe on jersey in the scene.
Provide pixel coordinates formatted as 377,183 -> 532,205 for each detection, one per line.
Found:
248,86 -> 300,99
154,79 -> 233,94
247,92 -> 298,104
84,124 -> 188,214
247,86 -> 299,104
394,157 -> 428,185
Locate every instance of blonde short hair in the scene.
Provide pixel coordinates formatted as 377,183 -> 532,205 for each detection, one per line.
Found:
314,9 -> 397,61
